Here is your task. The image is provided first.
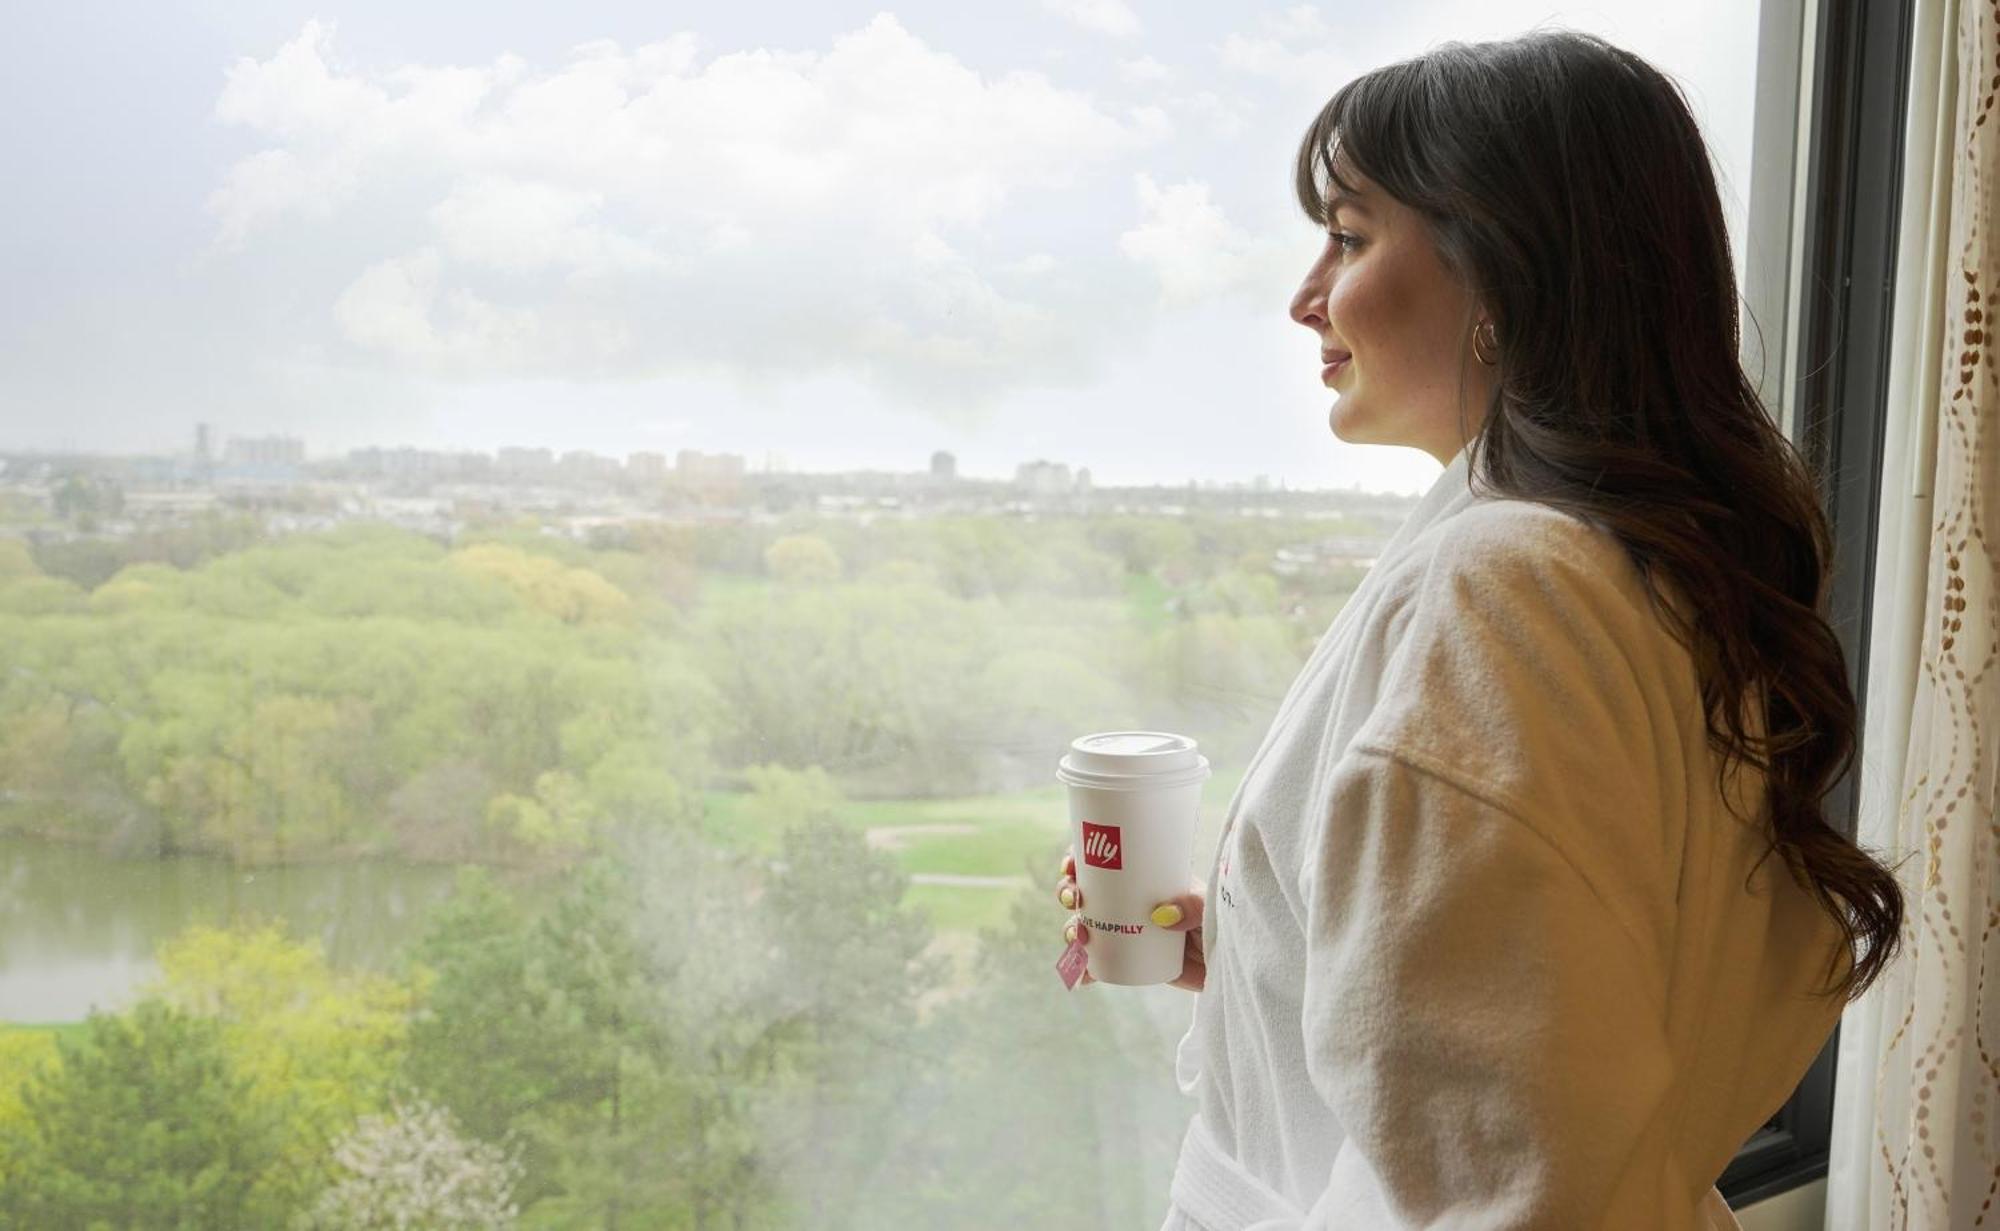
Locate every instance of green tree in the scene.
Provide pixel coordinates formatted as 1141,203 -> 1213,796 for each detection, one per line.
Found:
764,533 -> 842,586
0,538 -> 40,579
852,880 -> 1190,1230
747,813 -> 952,1230
0,1027 -> 59,1186
404,868 -> 549,1147
149,921 -> 418,1216
448,544 -> 635,626
0,1000 -> 288,1229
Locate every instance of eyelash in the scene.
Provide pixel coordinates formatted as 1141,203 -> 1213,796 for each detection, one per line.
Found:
1326,230 -> 1362,253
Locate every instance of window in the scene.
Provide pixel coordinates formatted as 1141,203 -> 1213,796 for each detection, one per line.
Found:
0,2 -> 1859,1226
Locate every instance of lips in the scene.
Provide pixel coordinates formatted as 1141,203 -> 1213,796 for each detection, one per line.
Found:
1320,349 -> 1351,363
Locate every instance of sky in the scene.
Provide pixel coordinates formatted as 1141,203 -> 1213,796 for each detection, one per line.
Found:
0,1 -> 1765,495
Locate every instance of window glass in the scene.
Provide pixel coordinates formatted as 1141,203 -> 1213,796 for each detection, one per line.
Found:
0,3 -> 1788,1226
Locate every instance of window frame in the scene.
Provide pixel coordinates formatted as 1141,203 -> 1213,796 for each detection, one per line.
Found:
1720,0 -> 1915,1208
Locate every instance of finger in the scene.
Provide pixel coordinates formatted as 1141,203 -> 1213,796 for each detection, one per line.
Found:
1149,889 -> 1204,932
1057,875 -> 1081,911
1173,928 -> 1206,992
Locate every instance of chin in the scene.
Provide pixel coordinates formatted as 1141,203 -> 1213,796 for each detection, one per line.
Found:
1327,397 -> 1364,443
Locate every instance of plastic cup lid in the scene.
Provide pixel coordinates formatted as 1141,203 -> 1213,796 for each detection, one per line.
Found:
1056,730 -> 1211,790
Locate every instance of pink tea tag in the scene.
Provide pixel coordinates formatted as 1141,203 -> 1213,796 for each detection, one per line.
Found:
1056,936 -> 1089,990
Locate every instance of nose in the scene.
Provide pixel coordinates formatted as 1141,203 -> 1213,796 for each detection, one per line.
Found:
1289,254 -> 1330,333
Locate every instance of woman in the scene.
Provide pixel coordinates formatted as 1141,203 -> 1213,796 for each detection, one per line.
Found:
1054,29 -> 1905,1231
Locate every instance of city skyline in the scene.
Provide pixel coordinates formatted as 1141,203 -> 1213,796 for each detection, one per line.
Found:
1,3 -> 1760,500
0,424 -> 1412,494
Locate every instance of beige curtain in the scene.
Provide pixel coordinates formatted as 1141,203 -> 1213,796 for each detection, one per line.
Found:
1823,0 -> 1999,1226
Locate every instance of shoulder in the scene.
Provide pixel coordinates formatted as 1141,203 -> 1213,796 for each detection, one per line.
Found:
1426,499 -> 1643,597
1398,498 -> 1674,657
1354,497 -> 1701,814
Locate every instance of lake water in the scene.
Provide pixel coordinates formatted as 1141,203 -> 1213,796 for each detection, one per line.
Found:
0,835 -> 467,1022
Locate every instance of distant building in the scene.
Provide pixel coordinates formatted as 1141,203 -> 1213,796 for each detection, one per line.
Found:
627,451 -> 667,479
125,490 -> 221,516
1014,459 -> 1073,496
194,422 -> 213,462
223,435 -> 304,466
558,450 -> 621,482
496,447 -> 556,478
676,450 -> 746,483
1271,535 -> 1383,576
930,450 -> 956,480
217,434 -> 305,483
347,446 -> 463,481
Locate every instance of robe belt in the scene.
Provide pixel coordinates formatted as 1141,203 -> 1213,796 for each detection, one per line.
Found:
1167,1110 -> 1746,1231
1168,1112 -> 1307,1230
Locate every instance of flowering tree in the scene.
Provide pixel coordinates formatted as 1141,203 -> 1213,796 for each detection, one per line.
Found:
301,1096 -> 522,1231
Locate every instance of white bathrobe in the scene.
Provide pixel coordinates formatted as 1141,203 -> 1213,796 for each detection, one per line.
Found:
1158,443 -> 1853,1230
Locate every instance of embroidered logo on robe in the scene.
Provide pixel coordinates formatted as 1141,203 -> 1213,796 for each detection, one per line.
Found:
1081,822 -> 1122,869
1217,819 -> 1238,910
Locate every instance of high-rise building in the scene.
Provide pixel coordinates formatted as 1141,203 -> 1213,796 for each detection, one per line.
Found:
558,450 -> 621,482
496,447 -> 556,478
677,450 -> 746,482
1014,459 -> 1072,495
222,435 -> 305,465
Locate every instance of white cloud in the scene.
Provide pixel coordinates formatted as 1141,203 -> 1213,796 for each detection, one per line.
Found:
332,247 -> 593,369
1005,252 -> 1059,276
1176,90 -> 1252,139
1267,5 -> 1334,41
1217,29 -> 1355,96
1041,0 -> 1142,39
1116,54 -> 1172,84
1118,173 -> 1297,307
1214,2 -> 1448,97
206,15 -> 1168,409
427,177 -> 674,276
208,146 -> 359,247
331,248 -> 448,362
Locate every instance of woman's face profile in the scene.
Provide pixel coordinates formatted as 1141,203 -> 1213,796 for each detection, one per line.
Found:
1288,161 -> 1497,467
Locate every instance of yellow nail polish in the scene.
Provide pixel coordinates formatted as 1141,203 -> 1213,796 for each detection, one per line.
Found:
1061,887 -> 1076,908
1151,903 -> 1183,927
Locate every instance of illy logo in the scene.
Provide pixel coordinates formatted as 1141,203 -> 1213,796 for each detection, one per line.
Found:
1082,822 -> 1122,869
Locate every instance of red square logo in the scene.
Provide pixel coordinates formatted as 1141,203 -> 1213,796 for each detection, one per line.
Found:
1081,821 -> 1122,869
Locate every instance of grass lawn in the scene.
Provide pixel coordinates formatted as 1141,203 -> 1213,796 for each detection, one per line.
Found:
1124,571 -> 1174,631
1,1022 -> 86,1045
698,760 -> 1249,940
902,882 -> 1028,936
698,781 -> 1072,856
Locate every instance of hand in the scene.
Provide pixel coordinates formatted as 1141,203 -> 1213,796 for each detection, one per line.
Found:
1057,845 -> 1207,993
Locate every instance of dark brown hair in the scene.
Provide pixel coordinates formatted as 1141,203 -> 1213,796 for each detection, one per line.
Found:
1294,28 -> 1906,1002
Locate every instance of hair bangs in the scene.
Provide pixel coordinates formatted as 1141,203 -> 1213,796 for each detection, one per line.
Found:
1293,86 -> 1366,227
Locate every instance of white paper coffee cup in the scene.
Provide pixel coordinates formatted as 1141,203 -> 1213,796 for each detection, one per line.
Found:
1056,731 -> 1210,986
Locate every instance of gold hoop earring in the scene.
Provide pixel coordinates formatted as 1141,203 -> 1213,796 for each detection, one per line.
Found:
1473,321 -> 1499,367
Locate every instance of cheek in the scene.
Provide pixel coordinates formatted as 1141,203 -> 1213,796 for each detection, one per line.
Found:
1325,267 -> 1391,359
